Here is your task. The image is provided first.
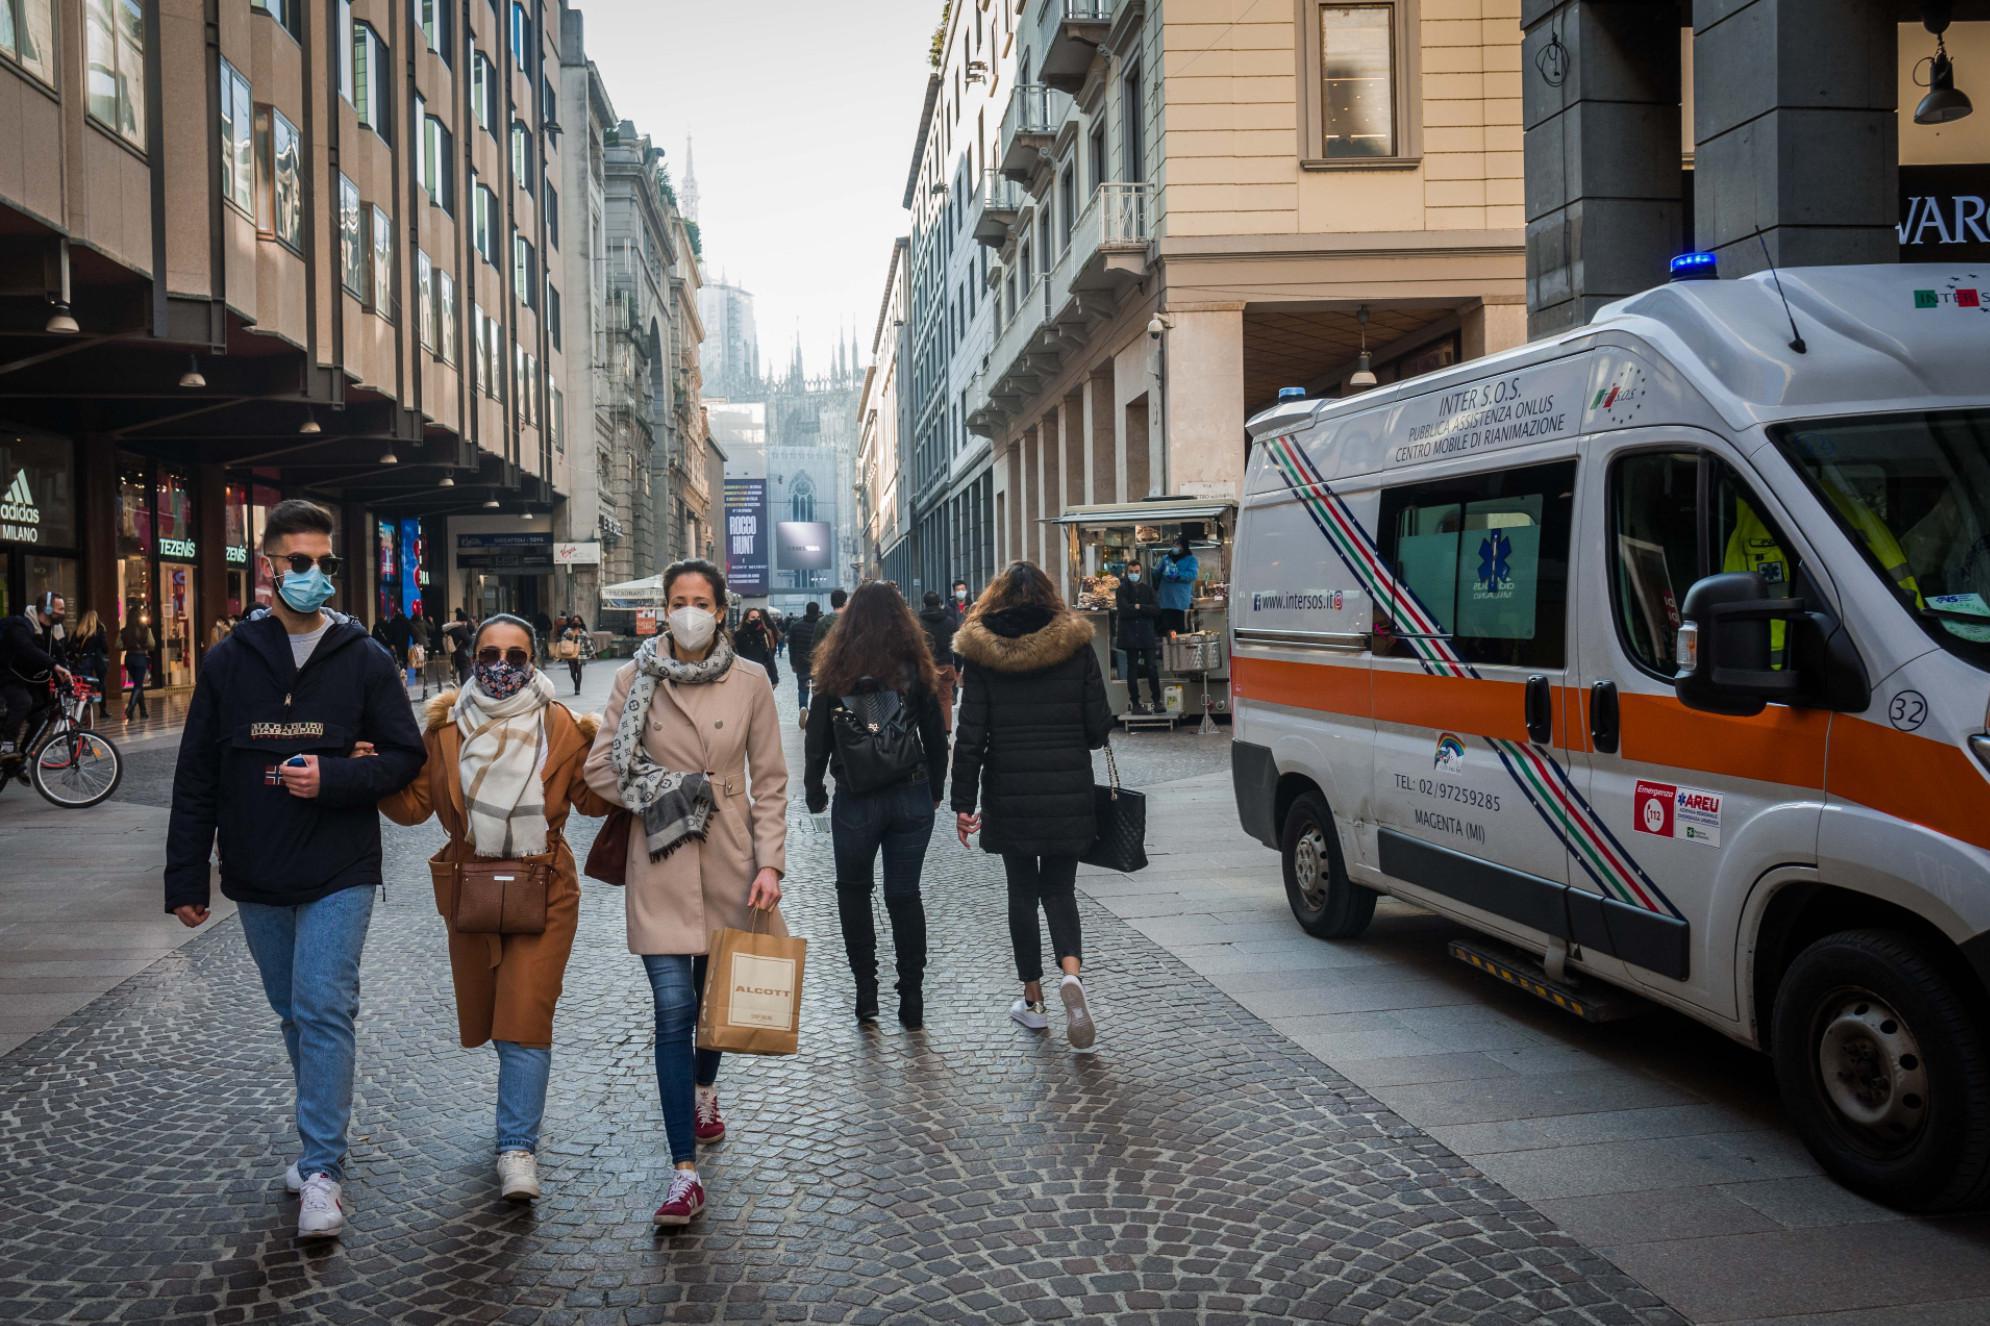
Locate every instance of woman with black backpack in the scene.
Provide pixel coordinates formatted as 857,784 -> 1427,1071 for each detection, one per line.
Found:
803,583 -> 948,1028
950,563 -> 1113,1052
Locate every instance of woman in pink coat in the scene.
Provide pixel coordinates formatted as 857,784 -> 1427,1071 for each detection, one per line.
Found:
584,558 -> 788,1229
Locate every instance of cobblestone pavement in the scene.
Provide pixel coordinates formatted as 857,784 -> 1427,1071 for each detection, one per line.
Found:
1,663 -> 1683,1325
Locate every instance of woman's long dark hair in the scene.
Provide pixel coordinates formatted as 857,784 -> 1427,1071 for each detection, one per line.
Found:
965,561 -> 1066,626
811,582 -> 939,698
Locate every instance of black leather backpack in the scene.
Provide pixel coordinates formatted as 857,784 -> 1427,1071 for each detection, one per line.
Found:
831,683 -> 927,795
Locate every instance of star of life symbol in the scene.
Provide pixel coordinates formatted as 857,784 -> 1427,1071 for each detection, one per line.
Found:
1477,532 -> 1512,591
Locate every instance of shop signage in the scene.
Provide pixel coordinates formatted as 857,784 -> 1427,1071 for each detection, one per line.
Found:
457,531 -> 555,570
159,536 -> 198,560
724,479 -> 768,596
635,607 -> 659,635
226,545 -> 248,565
1,468 -> 41,542
1899,165 -> 1990,261
554,540 -> 602,565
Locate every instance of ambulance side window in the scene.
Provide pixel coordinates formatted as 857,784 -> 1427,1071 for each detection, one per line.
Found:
1608,451 -> 1802,677
1377,460 -> 1575,669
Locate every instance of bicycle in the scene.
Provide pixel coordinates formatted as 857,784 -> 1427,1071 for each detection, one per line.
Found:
0,675 -> 124,809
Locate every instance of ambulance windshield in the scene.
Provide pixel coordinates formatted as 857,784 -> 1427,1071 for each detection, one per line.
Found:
1772,409 -> 1990,664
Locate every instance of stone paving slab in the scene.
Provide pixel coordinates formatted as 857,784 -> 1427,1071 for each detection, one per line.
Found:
1079,768 -> 1990,1324
0,680 -> 1681,1326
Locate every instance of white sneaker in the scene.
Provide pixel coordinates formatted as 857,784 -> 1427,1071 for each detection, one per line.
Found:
296,1173 -> 345,1240
1060,974 -> 1097,1052
284,1162 -> 303,1194
496,1150 -> 541,1202
1010,997 -> 1048,1031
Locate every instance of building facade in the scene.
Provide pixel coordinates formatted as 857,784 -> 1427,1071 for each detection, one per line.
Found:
1523,1 -> 1990,334
0,0 -> 580,674
858,237 -> 911,584
697,277 -> 762,403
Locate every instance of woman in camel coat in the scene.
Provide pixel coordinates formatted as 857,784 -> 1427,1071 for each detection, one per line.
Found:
380,613 -> 612,1204
583,557 -> 788,1229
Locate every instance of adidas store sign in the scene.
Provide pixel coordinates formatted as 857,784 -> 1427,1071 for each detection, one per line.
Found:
1,469 -> 41,542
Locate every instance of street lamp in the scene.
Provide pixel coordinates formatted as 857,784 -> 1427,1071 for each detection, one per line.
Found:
1916,3 -> 1974,125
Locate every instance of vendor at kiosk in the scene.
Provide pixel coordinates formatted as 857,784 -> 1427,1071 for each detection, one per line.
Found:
1154,535 -> 1198,635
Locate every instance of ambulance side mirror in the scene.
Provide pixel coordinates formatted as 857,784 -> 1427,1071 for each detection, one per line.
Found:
1673,571 -> 1805,716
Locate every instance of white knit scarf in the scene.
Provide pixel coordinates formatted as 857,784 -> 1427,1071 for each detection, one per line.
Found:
453,669 -> 556,857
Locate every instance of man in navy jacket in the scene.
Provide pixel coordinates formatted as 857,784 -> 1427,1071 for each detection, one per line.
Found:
165,500 -> 422,1240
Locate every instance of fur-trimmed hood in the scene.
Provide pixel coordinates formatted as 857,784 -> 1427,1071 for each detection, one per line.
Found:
951,609 -> 1094,674
422,689 -> 600,742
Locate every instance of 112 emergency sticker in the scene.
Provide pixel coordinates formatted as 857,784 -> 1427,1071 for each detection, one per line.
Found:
1634,780 -> 1723,848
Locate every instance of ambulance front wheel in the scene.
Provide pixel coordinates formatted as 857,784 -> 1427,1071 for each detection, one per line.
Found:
1280,791 -> 1376,940
1771,928 -> 1990,1212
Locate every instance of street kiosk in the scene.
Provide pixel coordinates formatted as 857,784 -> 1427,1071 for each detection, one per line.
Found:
1053,498 -> 1234,729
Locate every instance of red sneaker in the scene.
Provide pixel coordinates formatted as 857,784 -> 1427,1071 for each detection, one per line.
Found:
693,1088 -> 726,1144
652,1170 -> 706,1227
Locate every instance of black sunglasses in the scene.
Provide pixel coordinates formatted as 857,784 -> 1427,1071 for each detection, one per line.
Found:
476,646 -> 532,667
270,553 -> 342,576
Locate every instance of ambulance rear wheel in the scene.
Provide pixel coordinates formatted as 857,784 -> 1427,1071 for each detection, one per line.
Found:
1771,929 -> 1990,1212
1281,791 -> 1375,940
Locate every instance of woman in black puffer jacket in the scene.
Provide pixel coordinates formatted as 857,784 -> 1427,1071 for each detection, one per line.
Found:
951,562 -> 1113,1052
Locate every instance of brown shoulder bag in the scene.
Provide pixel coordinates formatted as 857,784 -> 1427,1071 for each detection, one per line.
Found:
444,711 -> 554,935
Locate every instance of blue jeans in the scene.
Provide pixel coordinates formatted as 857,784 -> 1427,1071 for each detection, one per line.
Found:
494,1041 -> 551,1153
237,885 -> 375,1182
640,954 -> 721,1165
795,666 -> 811,712
831,780 -> 934,900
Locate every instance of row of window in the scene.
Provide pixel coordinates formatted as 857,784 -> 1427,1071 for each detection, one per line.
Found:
0,0 -> 57,90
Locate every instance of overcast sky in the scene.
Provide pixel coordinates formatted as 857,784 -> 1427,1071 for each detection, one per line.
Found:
576,0 -> 938,382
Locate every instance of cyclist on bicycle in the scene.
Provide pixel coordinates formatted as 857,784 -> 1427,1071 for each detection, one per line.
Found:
1,592 -> 72,773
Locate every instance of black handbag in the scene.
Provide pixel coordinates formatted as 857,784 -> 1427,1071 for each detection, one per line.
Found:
831,686 -> 927,795
1080,739 -> 1148,873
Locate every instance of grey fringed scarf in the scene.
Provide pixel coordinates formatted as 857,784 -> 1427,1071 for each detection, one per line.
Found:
610,634 -> 735,861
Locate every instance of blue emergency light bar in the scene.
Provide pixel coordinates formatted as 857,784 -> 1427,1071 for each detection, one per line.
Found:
1669,251 -> 1719,282
1277,386 -> 1307,400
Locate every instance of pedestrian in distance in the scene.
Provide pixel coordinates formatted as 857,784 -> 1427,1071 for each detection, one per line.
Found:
804,583 -> 948,1028
446,608 -> 473,685
555,616 -> 587,695
917,591 -> 959,733
818,586 -> 848,643
531,609 -> 555,663
1114,558 -> 1164,715
732,607 -> 780,688
0,592 -> 72,770
70,608 -> 110,722
583,557 -> 789,1230
163,499 -> 426,1240
951,562 -> 1113,1052
786,600 -> 822,728
948,580 -> 970,627
1155,534 -> 1200,637
379,613 -> 612,1203
118,605 -> 155,721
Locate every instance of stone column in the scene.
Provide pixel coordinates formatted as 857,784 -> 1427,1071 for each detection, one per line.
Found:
1087,371 -> 1114,505
1691,0 -> 1897,271
1159,306 -> 1245,498
1523,0 -> 1684,336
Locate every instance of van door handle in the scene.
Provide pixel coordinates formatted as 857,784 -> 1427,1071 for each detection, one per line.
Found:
1525,674 -> 1552,745
1590,680 -> 1620,754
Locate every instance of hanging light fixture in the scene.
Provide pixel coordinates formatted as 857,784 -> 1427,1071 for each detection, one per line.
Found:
178,354 -> 206,389
482,495 -> 501,509
298,409 -> 321,435
379,444 -> 399,465
44,300 -> 78,335
438,473 -> 456,488
1348,305 -> 1378,389
1915,3 -> 1974,125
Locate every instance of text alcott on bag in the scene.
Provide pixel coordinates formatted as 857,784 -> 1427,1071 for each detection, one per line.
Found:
697,910 -> 806,1056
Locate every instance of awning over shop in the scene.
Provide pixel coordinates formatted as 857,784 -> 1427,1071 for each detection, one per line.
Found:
1051,498 -> 1236,526
600,574 -> 666,609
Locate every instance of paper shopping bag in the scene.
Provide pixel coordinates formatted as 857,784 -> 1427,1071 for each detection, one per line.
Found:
697,917 -> 806,1056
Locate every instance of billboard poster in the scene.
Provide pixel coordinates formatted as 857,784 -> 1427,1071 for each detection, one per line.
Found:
776,520 -> 834,573
724,478 -> 768,596
400,518 -> 425,618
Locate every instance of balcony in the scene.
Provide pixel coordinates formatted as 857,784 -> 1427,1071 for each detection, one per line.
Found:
973,170 -> 1024,247
998,84 -> 1058,183
1046,179 -> 1152,311
1038,1 -> 1113,94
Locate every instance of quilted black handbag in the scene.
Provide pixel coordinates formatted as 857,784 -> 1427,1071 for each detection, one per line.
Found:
1080,739 -> 1148,873
831,686 -> 928,795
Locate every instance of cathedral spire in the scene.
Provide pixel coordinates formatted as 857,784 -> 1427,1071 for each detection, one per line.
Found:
682,134 -> 700,224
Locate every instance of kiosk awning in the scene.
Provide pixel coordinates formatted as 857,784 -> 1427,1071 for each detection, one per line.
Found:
1050,498 -> 1236,526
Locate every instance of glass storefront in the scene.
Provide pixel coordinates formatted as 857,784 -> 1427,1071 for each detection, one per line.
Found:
115,453 -> 203,692
0,433 -> 80,621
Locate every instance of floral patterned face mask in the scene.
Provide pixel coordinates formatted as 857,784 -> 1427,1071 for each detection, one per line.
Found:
473,657 -> 534,701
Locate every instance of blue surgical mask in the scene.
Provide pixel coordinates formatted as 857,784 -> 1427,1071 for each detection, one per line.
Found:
278,566 -> 336,614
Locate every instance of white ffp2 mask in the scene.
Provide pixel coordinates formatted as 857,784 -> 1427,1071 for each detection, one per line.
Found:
667,606 -> 717,651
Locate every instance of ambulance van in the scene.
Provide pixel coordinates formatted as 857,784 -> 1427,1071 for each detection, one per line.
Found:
1229,262 -> 1990,1210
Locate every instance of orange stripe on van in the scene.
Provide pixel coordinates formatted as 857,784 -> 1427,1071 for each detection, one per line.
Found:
1828,720 -> 1990,852
1571,691 -> 1831,789
1229,656 -> 1369,717
1372,670 -> 1533,744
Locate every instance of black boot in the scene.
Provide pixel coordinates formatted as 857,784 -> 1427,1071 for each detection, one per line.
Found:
837,887 -> 880,1021
885,894 -> 928,1029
